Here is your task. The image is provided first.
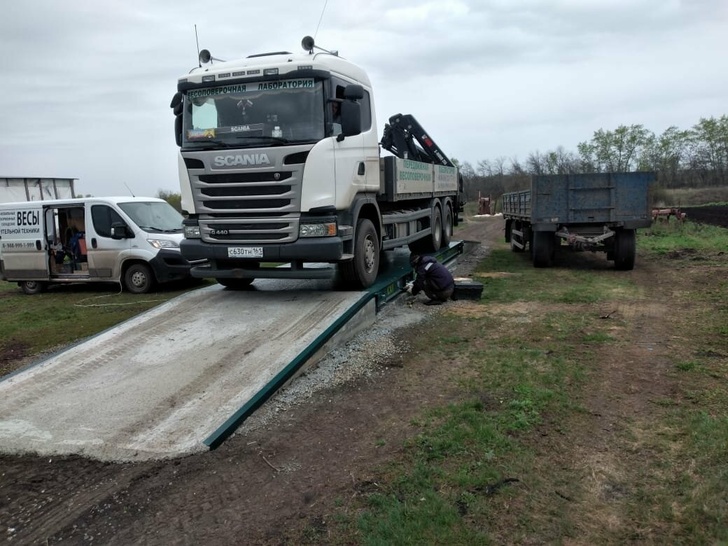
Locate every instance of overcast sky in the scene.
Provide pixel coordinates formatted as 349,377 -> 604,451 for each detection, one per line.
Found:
2,0 -> 726,197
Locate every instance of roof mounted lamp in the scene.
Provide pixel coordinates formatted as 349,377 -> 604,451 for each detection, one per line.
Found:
301,36 -> 338,56
199,49 -> 226,65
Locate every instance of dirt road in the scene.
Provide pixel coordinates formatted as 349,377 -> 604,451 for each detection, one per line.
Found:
0,213 -> 724,544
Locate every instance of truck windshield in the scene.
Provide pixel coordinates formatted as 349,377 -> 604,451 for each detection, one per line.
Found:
118,201 -> 183,233
182,79 -> 325,149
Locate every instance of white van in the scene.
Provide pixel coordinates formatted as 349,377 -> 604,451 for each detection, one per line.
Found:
0,196 -> 200,294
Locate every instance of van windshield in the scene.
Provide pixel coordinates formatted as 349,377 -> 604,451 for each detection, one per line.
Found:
118,202 -> 183,233
182,79 -> 325,149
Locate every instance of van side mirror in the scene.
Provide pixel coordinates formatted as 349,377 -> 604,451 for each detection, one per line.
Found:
111,222 -> 130,239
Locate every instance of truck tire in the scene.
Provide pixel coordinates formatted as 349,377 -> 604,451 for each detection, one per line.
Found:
124,263 -> 155,294
532,231 -> 555,268
20,280 -> 47,295
407,206 -> 443,254
442,205 -> 453,247
216,278 -> 254,289
613,229 -> 636,271
340,218 -> 379,289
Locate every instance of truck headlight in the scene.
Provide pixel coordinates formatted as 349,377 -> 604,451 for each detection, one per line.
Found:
148,239 -> 180,249
299,222 -> 337,238
184,225 -> 202,238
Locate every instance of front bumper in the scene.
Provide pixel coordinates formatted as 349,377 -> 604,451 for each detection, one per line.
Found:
148,249 -> 200,283
180,237 -> 344,280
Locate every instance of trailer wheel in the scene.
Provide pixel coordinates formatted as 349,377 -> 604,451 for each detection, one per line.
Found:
532,231 -> 555,268
340,218 -> 379,289
124,263 -> 155,294
217,278 -> 254,289
613,229 -> 636,271
20,280 -> 47,295
442,205 -> 453,247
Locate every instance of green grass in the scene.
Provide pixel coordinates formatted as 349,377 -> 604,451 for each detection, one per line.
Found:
312,221 -> 728,544
640,219 -> 728,256
0,279 -> 213,375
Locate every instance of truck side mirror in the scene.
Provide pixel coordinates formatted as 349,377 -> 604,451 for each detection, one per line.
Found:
340,101 -> 361,139
171,93 -> 184,147
343,84 -> 364,100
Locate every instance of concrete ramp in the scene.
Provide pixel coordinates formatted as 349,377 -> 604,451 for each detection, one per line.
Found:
0,283 -> 370,461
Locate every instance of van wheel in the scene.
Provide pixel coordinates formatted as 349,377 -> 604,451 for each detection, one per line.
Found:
20,281 -> 47,295
124,263 -> 155,294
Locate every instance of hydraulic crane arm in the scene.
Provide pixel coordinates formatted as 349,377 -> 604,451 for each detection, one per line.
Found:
380,113 -> 455,167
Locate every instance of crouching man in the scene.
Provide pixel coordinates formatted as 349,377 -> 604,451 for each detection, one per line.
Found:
406,254 -> 456,305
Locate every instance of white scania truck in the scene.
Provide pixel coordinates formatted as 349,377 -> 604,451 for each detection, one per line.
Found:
171,36 -> 464,289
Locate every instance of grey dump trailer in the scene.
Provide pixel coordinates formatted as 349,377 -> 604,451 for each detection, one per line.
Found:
502,172 -> 655,270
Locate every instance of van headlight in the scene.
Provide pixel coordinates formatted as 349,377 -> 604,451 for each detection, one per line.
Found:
299,222 -> 337,238
147,239 -> 180,249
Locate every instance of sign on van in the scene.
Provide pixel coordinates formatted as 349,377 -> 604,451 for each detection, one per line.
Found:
0,208 -> 42,239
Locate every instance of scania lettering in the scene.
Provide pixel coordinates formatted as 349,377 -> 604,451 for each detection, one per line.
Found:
171,36 -> 465,289
213,154 -> 271,167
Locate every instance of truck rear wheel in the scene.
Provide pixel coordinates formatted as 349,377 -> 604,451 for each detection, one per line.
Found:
124,263 -> 155,294
532,231 -> 555,268
340,218 -> 379,289
613,229 -> 636,270
442,205 -> 453,247
410,205 -> 443,254
20,280 -> 47,295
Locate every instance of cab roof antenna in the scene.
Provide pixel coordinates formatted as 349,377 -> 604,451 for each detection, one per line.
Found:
123,182 -> 135,198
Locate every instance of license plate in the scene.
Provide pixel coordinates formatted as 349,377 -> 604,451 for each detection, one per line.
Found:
227,246 -> 263,258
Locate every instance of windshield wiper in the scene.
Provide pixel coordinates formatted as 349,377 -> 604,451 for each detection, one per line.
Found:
232,135 -> 290,145
138,226 -> 181,233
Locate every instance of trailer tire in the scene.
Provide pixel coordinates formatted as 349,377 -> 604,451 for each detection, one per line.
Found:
613,229 -> 636,271
124,263 -> 155,294
532,231 -> 555,268
442,205 -> 453,247
340,218 -> 379,289
20,280 -> 47,295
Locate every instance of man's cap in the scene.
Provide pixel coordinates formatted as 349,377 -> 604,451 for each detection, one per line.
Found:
409,254 -> 421,267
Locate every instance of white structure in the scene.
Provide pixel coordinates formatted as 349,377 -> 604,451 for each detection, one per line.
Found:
0,177 -> 76,203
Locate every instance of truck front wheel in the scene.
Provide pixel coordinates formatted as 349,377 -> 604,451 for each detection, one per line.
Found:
217,278 -> 254,289
124,263 -> 155,294
340,218 -> 379,289
532,231 -> 555,268
613,229 -> 636,270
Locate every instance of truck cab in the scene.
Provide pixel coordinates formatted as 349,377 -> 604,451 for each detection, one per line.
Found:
172,37 -> 462,289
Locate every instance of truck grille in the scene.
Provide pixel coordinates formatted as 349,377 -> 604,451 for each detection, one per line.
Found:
184,153 -> 304,244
